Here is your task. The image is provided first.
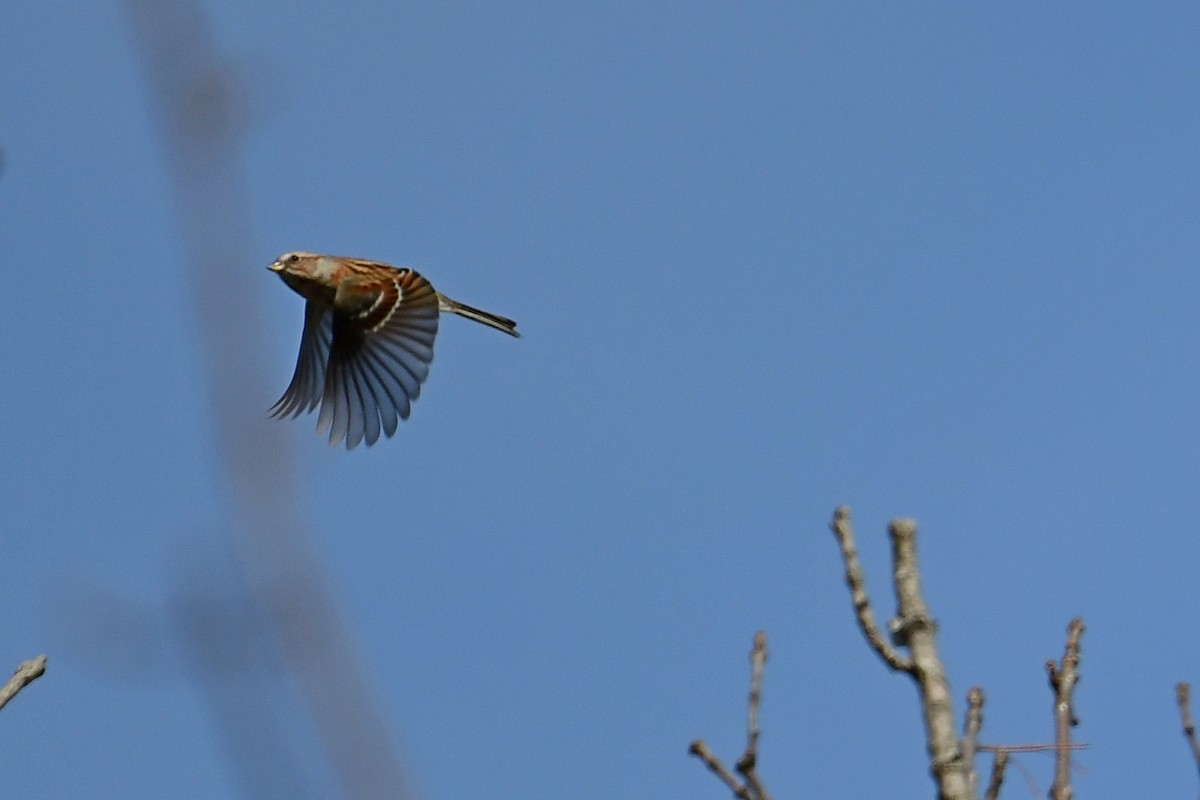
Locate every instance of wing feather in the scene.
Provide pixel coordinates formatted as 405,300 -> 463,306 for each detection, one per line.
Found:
269,302 -> 331,419
319,270 -> 440,448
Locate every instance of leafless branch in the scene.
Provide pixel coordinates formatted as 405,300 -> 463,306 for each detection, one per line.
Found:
829,507 -> 911,672
1046,617 -> 1085,800
828,509 -> 969,800
962,686 -> 985,798
124,1 -> 411,796
889,517 -> 970,800
689,740 -> 753,800
690,633 -> 772,800
1177,682 -> 1200,796
983,750 -> 1008,800
0,656 -> 46,712
735,632 -> 771,800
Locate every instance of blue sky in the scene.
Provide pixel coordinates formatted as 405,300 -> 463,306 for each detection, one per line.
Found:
4,3 -> 1200,798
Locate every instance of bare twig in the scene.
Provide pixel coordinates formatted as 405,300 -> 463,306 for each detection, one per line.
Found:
690,633 -> 772,800
0,656 -> 47,712
983,750 -> 1009,800
689,740 -> 753,800
1177,682 -> 1200,795
735,632 -> 771,800
962,686 -> 985,798
1046,617 -> 1085,800
829,507 -> 912,672
974,743 -> 1088,800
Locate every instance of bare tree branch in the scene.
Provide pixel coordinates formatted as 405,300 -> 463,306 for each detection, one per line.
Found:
983,750 -> 1008,800
735,632 -> 771,800
690,632 -> 772,800
890,518 -> 970,799
1177,682 -> 1200,797
828,510 -> 969,800
0,656 -> 46,712
961,686 -> 985,798
1046,617 -> 1085,800
829,507 -> 912,672
123,2 -> 412,796
689,740 -> 753,800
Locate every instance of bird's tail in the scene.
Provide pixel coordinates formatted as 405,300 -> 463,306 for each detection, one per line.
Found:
439,295 -> 521,337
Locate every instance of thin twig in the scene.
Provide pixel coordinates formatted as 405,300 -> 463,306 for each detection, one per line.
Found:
961,686 -> 985,799
983,750 -> 1009,800
1046,617 -> 1085,800
689,740 -> 753,800
979,743 -> 1094,800
829,507 -> 912,672
690,633 -> 773,800
0,656 -> 47,712
977,743 -> 1087,754
1177,682 -> 1200,796
736,632 -> 771,800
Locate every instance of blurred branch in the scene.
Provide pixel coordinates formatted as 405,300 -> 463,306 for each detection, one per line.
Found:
1177,682 -> 1200,796
0,656 -> 46,712
124,1 -> 410,797
827,508 -> 969,800
689,632 -> 772,800
1046,617 -> 1085,800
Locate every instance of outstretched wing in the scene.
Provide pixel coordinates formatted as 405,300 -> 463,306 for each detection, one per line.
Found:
269,300 -> 332,419
317,269 -> 441,449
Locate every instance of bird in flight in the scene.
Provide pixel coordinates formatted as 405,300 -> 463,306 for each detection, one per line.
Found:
268,251 -> 519,449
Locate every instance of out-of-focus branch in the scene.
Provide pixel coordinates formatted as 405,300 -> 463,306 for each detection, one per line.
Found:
1177,682 -> 1200,796
1046,617 -> 1084,800
0,656 -> 46,712
827,509 -> 969,800
983,750 -> 1008,800
829,507 -> 911,672
689,632 -> 772,800
961,686 -> 985,798
124,2 -> 411,797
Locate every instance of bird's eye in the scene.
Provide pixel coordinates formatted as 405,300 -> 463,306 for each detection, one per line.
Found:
287,254 -> 300,264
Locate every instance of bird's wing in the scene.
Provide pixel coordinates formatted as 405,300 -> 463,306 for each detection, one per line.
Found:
269,300 -> 332,419
317,269 -> 441,449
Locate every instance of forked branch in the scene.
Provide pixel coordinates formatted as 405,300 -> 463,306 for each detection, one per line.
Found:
689,632 -> 772,800
829,508 -> 969,800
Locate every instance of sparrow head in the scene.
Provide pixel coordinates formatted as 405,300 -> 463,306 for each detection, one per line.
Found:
268,251 -> 321,275
268,251 -> 339,303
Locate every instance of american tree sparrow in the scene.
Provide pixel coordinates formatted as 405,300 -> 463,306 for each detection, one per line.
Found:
268,251 -> 519,449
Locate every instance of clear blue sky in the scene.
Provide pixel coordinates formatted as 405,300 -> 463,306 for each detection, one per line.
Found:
4,3 -> 1200,798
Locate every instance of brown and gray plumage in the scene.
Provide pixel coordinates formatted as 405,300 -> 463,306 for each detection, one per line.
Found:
267,251 -> 519,449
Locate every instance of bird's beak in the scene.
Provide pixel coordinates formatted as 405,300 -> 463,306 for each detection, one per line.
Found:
267,260 -> 284,272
